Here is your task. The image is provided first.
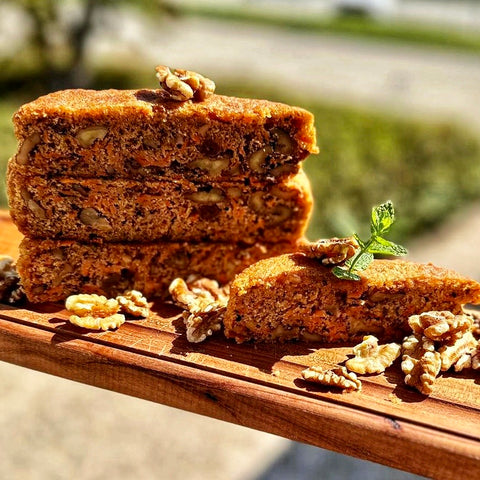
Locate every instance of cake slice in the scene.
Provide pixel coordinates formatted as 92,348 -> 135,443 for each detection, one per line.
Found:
223,255 -> 480,343
8,168 -> 312,244
17,238 -> 297,303
11,89 -> 318,182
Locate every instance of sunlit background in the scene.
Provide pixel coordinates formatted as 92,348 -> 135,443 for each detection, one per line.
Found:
1,1 -> 480,478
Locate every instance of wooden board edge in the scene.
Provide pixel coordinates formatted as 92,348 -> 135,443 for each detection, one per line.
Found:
0,317 -> 477,480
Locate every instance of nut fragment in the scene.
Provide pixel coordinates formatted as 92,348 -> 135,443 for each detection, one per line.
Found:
248,147 -> 272,173
66,293 -> 119,318
187,188 -> 224,204
454,340 -> 480,371
155,65 -> 215,102
169,276 -> 229,343
302,366 -> 362,392
116,290 -> 149,318
79,208 -> 112,231
270,128 -> 294,154
463,307 -> 480,338
267,205 -> 293,226
409,311 -> 472,343
69,313 -> 125,331
27,199 -> 46,220
76,126 -> 107,148
345,335 -> 401,374
248,191 -> 265,213
297,237 -> 359,266
401,335 -> 441,395
438,330 -> 477,371
0,255 -> 25,305
188,158 -> 230,177
16,132 -> 41,165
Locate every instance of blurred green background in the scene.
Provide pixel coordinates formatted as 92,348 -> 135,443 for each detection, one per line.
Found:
2,0 -> 480,245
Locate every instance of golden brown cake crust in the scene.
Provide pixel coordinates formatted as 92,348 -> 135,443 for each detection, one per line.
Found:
224,255 -> 480,344
12,90 -> 318,181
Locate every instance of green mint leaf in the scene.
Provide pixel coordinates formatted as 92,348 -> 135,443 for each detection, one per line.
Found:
349,251 -> 374,272
331,200 -> 405,282
371,200 -> 395,237
332,266 -> 361,281
367,237 -> 408,257
353,233 -> 366,249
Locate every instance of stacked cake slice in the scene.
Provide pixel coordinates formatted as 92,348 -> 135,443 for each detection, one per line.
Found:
8,77 -> 318,302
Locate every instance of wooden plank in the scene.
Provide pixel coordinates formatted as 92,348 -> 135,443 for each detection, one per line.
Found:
1,210 -> 479,479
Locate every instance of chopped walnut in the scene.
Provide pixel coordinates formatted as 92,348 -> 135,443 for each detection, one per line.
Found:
454,340 -> 480,372
69,313 -> 126,331
65,293 -> 119,318
155,65 -> 215,102
438,330 -> 477,371
408,311 -> 472,343
169,276 -> 229,343
0,255 -> 25,305
296,237 -> 359,266
302,366 -> 362,392
116,290 -> 149,318
345,335 -> 401,374
463,307 -> 480,338
401,335 -> 441,395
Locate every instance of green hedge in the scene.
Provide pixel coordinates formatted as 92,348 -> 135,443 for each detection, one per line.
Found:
2,83 -> 480,245
217,84 -> 480,243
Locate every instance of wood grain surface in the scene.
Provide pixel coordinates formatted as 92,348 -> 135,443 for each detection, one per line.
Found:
0,210 -> 479,479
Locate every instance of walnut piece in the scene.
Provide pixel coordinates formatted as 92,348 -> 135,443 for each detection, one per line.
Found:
270,128 -> 294,155
155,65 -> 215,102
168,275 -> 229,343
248,147 -> 272,173
409,311 -> 472,343
69,313 -> 126,331
188,158 -> 230,176
463,307 -> 480,338
76,126 -> 107,148
116,290 -> 149,318
79,208 -> 112,231
16,132 -> 40,165
65,293 -> 119,318
454,340 -> 480,372
0,255 -> 25,305
345,335 -> 401,374
401,334 -> 441,395
296,236 -> 359,266
187,188 -> 225,204
302,366 -> 362,392
438,330 -> 477,371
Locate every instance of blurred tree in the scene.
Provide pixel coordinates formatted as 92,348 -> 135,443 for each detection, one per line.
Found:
3,0 -> 177,91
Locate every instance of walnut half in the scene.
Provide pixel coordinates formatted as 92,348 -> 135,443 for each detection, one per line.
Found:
302,366 -> 362,392
296,236 -> 359,266
155,65 -> 215,102
169,275 -> 229,343
345,335 -> 401,374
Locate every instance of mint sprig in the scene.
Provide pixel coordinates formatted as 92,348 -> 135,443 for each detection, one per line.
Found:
332,201 -> 407,281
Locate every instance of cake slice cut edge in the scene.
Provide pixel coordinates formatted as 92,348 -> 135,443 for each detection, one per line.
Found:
224,255 -> 480,344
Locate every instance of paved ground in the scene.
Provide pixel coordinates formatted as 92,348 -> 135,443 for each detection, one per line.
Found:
93,12 -> 480,131
1,9 -> 480,480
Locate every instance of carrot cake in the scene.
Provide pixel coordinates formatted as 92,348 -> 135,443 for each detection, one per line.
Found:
224,255 -> 480,343
11,89 -> 318,182
17,238 -> 297,303
8,169 -> 313,244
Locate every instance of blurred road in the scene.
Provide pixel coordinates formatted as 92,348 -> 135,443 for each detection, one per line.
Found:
92,14 -> 480,132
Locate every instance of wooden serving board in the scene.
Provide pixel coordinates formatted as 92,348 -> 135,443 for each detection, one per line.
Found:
0,210 -> 479,479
